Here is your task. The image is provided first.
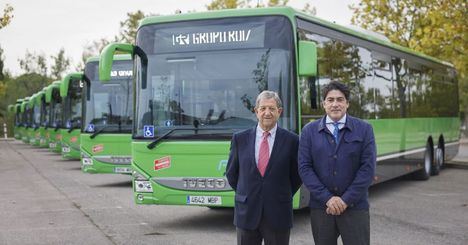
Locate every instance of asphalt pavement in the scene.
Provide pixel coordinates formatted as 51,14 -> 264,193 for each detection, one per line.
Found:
0,138 -> 467,245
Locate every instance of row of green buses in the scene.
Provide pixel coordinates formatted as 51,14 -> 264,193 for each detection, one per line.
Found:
9,7 -> 460,209
9,55 -> 133,175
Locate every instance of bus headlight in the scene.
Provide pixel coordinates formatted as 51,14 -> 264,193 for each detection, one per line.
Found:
82,157 -> 93,166
134,180 -> 153,193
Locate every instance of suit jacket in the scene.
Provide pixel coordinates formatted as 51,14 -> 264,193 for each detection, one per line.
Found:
226,125 -> 302,230
298,115 -> 376,210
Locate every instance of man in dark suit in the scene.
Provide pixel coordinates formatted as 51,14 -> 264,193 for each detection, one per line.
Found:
226,90 -> 302,245
299,81 -> 376,245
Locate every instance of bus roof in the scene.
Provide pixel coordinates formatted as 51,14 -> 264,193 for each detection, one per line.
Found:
34,91 -> 45,106
7,104 -> 15,113
60,72 -> 83,98
20,97 -> 30,113
86,54 -> 131,63
28,93 -> 39,106
139,6 -> 452,68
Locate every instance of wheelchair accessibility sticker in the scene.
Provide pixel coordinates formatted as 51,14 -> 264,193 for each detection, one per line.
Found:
143,125 -> 155,138
86,124 -> 95,132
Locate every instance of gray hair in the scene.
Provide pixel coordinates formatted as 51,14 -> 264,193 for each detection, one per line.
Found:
255,90 -> 283,109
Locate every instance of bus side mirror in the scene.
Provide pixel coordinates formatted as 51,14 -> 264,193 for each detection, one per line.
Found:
99,43 -> 134,81
60,73 -> 84,98
298,41 -> 317,77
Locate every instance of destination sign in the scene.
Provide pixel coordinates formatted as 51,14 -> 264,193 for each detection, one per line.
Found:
154,23 -> 265,53
85,61 -> 133,81
110,70 -> 133,77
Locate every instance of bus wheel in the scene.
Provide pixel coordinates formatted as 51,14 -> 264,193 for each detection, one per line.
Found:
413,142 -> 432,180
433,144 -> 444,175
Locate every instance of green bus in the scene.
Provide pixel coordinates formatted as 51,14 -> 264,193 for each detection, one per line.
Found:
7,104 -> 15,138
13,99 -> 24,140
45,81 -> 63,153
19,98 -> 30,142
26,93 -> 41,146
30,90 -> 47,147
81,55 -> 134,174
37,86 -> 51,148
99,7 -> 459,208
60,73 -> 84,159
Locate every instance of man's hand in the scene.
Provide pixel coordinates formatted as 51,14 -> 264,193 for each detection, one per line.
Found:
326,196 -> 348,215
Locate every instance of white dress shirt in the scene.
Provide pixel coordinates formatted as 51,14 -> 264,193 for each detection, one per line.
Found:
325,114 -> 346,133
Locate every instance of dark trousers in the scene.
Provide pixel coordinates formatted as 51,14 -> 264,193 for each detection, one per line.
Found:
310,209 -> 369,245
236,218 -> 290,245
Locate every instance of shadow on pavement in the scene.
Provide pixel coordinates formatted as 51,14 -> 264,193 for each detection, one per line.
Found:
90,180 -> 132,188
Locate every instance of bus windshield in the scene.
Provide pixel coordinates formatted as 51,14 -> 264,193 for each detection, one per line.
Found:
15,109 -> 21,126
83,61 -> 133,134
50,91 -> 62,128
63,79 -> 82,129
33,105 -> 41,128
24,105 -> 32,127
41,99 -> 49,127
134,16 -> 295,138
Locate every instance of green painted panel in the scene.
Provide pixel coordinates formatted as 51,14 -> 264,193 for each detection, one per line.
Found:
60,73 -> 83,98
20,98 -> 29,113
34,91 -> 45,106
369,117 -> 460,155
48,130 -> 62,153
80,133 -> 133,174
45,81 -> 61,103
60,129 -> 81,159
131,140 -> 233,206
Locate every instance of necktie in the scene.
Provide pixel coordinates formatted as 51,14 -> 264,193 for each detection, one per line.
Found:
258,131 -> 270,177
333,122 -> 340,143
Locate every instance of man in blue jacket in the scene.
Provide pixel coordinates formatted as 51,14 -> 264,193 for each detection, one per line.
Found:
226,90 -> 302,245
299,81 -> 376,245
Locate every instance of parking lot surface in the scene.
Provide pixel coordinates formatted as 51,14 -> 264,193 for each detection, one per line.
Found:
0,139 -> 467,245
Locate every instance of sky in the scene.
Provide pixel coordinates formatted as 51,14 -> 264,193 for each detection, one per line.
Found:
0,0 -> 359,76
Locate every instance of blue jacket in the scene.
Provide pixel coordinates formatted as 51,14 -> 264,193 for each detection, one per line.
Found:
226,126 -> 302,230
298,115 -> 376,210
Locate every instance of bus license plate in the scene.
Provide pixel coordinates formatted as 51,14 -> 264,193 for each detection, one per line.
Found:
187,196 -> 222,205
114,167 -> 132,173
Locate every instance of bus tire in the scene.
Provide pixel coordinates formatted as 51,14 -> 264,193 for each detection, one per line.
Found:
432,143 -> 444,175
413,142 -> 432,180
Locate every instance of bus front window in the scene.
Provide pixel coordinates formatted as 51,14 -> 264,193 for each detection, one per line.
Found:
134,16 -> 295,138
63,80 -> 82,130
83,61 -> 133,133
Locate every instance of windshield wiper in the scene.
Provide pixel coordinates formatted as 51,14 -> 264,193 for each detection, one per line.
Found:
54,125 -> 61,132
89,124 -> 131,139
89,125 -> 112,139
146,127 -> 236,150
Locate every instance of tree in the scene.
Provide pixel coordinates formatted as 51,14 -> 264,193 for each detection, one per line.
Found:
207,0 -> 316,15
117,10 -> 147,44
0,45 -> 5,81
18,50 -> 48,76
50,48 -> 71,80
207,0 -> 247,10
79,10 -> 148,69
350,0 -> 467,114
0,3 -> 13,30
